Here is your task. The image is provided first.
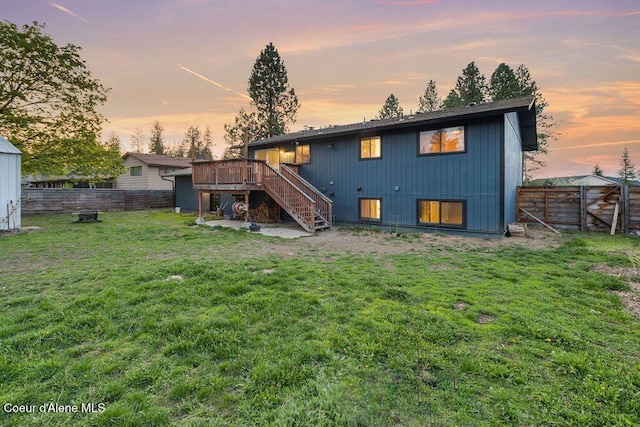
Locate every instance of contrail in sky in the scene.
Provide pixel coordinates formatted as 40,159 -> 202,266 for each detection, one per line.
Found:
555,139 -> 640,150
49,2 -> 92,24
177,64 -> 251,100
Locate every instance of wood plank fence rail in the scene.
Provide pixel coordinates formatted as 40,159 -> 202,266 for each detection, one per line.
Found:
21,189 -> 173,215
516,186 -> 639,234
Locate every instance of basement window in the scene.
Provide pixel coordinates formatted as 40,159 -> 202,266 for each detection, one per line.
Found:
418,200 -> 464,227
360,136 -> 381,159
130,166 -> 142,176
419,126 -> 465,155
359,198 -> 381,222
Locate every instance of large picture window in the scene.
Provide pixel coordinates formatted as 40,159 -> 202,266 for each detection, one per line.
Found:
360,136 -> 381,159
359,198 -> 381,222
419,126 -> 464,154
295,144 -> 310,164
418,200 -> 464,227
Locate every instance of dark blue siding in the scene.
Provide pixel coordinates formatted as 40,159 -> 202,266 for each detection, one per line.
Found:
251,115 -> 524,235
503,112 -> 524,226
175,176 -> 198,212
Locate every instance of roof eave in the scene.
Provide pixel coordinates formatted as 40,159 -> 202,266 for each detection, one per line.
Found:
249,96 -> 537,148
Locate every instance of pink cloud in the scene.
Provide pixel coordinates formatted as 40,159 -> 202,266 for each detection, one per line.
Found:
377,0 -> 437,5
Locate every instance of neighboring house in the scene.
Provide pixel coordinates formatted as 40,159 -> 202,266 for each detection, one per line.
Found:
117,153 -> 192,190
0,135 -> 22,230
191,96 -> 537,235
530,175 -> 639,187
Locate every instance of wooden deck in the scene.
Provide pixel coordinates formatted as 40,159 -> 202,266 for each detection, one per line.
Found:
192,159 -> 332,233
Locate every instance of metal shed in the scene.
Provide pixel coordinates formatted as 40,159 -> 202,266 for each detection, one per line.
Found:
0,135 -> 21,231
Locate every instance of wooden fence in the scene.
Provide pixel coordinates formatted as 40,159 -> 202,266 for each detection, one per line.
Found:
516,186 -> 640,234
21,188 -> 173,215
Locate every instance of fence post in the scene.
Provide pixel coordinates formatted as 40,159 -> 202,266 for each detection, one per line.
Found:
623,185 -> 630,234
580,186 -> 587,232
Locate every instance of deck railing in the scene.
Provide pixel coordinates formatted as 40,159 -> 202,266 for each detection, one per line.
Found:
191,159 -> 332,232
192,159 -> 260,185
280,164 -> 332,225
256,162 -> 317,233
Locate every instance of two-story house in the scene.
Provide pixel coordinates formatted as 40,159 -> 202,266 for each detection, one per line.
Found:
191,96 -> 537,236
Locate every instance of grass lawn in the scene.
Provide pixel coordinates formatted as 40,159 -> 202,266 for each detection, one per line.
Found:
1,210 -> 640,426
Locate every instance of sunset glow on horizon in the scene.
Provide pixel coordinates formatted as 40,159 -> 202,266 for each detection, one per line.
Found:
4,0 -> 639,179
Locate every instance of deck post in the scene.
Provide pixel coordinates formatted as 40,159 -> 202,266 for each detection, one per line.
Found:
195,190 -> 206,224
244,190 -> 250,222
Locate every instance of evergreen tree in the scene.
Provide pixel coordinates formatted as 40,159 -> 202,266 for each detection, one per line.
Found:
514,64 -> 557,181
484,62 -> 558,181
224,43 -> 299,156
417,80 -> 442,113
443,62 -> 488,108
182,125 -> 214,161
148,120 -> 165,155
223,108 -> 258,159
593,164 -> 604,177
130,128 -> 144,153
248,42 -> 300,138
442,89 -> 464,108
202,125 -> 214,160
184,126 -> 200,161
618,147 -> 637,184
377,93 -> 403,119
489,63 -> 519,101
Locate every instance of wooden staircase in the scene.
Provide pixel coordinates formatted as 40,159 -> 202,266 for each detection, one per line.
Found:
259,163 -> 332,233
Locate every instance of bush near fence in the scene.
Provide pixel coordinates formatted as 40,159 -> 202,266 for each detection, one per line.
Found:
21,188 -> 173,215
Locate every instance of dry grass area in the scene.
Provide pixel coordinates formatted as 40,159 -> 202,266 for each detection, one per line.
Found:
223,224 -> 565,261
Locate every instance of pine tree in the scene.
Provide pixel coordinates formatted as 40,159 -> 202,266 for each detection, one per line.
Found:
442,89 -> 464,108
593,164 -> 604,177
224,43 -> 300,156
223,108 -> 258,159
484,62 -> 558,181
417,80 -> 442,113
489,63 -> 519,101
378,94 -> 403,119
148,120 -> 165,154
183,126 -> 201,161
130,128 -> 144,153
618,147 -> 637,184
248,42 -> 300,138
443,62 -> 488,108
202,125 -> 214,160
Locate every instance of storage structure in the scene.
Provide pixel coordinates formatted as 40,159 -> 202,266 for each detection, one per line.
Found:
0,135 -> 22,230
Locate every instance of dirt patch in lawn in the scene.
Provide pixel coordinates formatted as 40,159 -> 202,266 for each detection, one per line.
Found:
238,224 -> 565,260
593,264 -> 640,318
613,290 -> 640,318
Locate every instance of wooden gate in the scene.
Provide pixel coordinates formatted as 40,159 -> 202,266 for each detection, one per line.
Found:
516,186 -> 639,234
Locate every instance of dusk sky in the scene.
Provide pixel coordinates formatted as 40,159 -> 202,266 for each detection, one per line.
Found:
3,0 -> 640,178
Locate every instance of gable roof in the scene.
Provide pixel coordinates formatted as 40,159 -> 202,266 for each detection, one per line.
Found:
123,152 -> 192,168
250,96 -> 537,151
0,135 -> 21,155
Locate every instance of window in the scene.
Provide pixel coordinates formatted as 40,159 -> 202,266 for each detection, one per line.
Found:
418,200 -> 464,227
295,144 -> 310,164
360,136 -> 381,159
130,166 -> 142,176
419,126 -> 464,154
359,198 -> 381,222
160,167 -> 175,175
